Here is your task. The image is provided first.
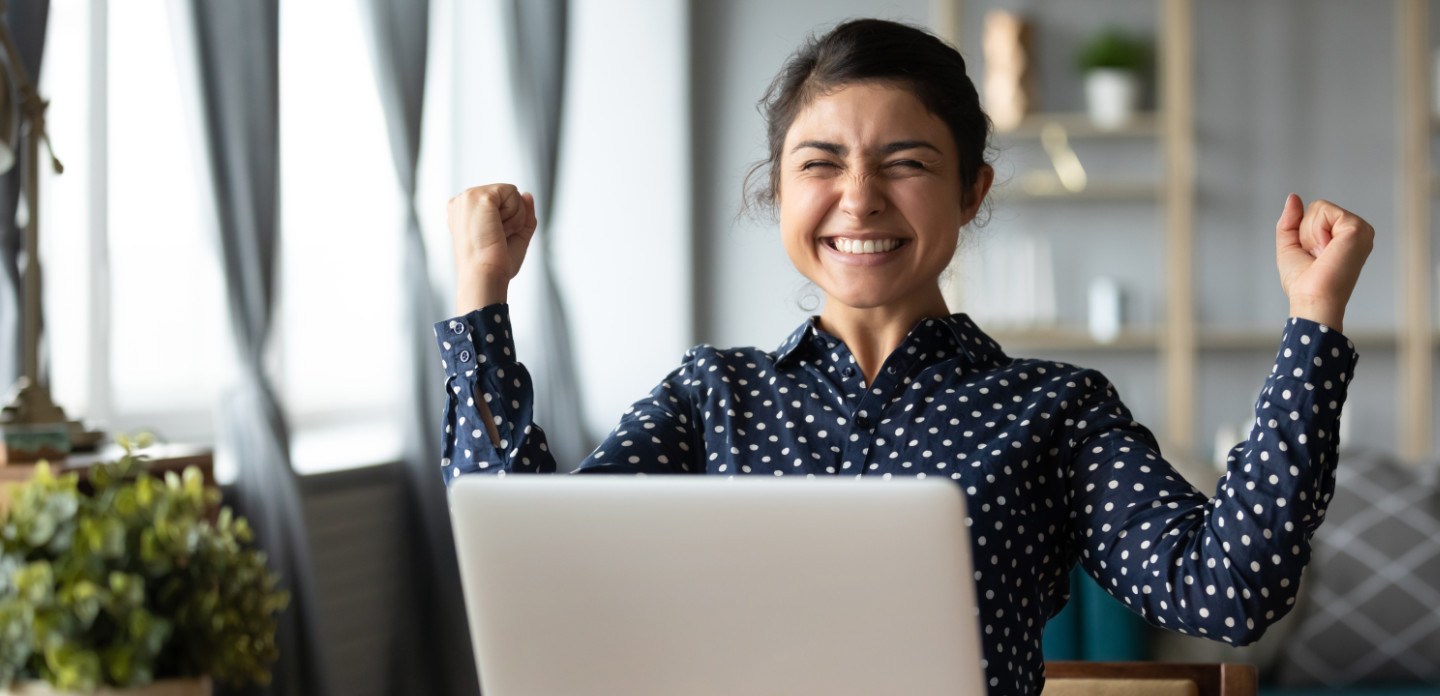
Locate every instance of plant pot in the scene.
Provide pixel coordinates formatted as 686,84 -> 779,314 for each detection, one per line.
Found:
1,678 -> 211,696
1084,68 -> 1140,130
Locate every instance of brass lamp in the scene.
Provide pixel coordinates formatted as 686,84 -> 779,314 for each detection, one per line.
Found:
0,0 -> 102,463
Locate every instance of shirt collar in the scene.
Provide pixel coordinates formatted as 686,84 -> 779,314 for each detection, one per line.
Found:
773,314 -> 1006,369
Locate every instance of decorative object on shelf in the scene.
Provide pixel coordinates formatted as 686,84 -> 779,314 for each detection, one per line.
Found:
1087,276 -> 1123,344
0,0 -> 103,465
0,434 -> 285,694
982,10 -> 1033,132
1020,122 -> 1089,196
1076,28 -> 1149,131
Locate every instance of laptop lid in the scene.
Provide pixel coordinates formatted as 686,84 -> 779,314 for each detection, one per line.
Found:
448,475 -> 987,696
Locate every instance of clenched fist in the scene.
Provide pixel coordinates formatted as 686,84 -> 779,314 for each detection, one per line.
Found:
1275,194 -> 1374,334
449,183 -> 538,314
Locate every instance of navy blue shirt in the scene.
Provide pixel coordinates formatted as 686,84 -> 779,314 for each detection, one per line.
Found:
435,305 -> 1356,696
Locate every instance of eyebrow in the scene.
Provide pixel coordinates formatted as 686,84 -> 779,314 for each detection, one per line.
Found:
790,140 -> 943,156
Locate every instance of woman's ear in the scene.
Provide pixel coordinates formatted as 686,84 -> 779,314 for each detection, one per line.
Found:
961,165 -> 995,223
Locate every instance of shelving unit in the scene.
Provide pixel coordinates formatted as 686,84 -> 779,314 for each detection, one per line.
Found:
939,0 -> 1432,461
1398,0 -> 1430,460
937,0 -> 1200,453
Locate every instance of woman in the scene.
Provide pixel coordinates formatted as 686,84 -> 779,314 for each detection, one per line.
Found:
436,19 -> 1373,696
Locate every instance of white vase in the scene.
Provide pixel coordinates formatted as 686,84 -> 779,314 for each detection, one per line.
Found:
2,678 -> 211,696
1084,68 -> 1140,130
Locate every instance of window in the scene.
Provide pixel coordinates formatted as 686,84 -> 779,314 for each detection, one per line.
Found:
37,0 -> 418,478
278,0 -> 406,472
39,0 -> 230,448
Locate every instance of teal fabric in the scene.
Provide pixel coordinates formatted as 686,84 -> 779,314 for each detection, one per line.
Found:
1262,689 -> 1440,696
1042,568 -> 1149,662
1078,571 -> 1148,661
1042,571 -> 1082,660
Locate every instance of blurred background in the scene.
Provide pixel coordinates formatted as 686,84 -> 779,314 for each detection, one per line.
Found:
3,0 -> 1439,694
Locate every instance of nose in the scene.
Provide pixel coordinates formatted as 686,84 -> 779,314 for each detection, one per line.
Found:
838,173 -> 885,220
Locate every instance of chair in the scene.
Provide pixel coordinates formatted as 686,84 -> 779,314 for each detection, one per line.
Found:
1044,662 -> 1258,696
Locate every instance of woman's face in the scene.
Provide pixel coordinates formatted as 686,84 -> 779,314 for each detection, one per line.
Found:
778,81 -> 989,315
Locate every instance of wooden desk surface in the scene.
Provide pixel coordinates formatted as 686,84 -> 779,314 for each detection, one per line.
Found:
0,444 -> 215,515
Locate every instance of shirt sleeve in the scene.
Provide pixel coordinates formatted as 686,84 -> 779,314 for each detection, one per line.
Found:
434,304 -> 554,484
1063,317 -> 1357,645
434,304 -> 704,485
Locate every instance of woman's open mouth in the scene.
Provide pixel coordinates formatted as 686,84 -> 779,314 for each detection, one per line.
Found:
823,237 -> 906,255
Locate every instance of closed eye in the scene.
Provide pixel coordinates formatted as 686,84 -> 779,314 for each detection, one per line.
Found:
886,160 -> 927,170
801,160 -> 839,171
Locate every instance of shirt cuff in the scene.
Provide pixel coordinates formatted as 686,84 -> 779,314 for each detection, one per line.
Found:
1271,317 -> 1358,394
433,303 -> 519,379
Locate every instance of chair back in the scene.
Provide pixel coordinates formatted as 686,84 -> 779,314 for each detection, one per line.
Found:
1044,662 -> 1257,696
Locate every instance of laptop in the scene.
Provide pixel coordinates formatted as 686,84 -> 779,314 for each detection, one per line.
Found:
448,475 -> 987,696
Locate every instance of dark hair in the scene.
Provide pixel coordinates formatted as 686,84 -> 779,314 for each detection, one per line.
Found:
745,18 -> 993,216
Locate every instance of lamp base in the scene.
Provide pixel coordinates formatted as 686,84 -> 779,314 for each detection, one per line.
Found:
0,422 -> 69,465
0,377 -> 105,464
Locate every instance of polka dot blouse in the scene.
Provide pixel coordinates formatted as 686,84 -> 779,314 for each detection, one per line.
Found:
435,305 -> 1357,696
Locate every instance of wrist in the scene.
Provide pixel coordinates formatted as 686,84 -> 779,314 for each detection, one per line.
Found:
1289,301 -> 1343,334
456,276 -> 509,316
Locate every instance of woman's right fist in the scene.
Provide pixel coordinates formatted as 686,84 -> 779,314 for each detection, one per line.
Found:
448,184 -> 537,312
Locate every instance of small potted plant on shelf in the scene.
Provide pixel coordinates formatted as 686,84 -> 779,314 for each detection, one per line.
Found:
0,434 -> 287,695
1076,28 -> 1149,130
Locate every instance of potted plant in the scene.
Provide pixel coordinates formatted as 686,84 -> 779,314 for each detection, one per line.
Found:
0,434 -> 287,695
1076,28 -> 1149,130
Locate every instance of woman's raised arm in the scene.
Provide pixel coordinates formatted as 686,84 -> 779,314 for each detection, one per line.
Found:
444,184 -> 536,453
435,184 -> 702,485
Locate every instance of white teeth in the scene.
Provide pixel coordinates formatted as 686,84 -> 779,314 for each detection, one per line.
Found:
831,237 -> 899,255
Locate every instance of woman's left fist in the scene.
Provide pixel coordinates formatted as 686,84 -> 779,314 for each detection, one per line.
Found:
1275,194 -> 1375,333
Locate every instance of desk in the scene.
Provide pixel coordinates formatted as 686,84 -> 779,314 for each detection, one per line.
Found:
0,444 -> 214,515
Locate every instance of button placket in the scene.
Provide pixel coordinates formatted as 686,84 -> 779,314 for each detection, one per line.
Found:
848,363 -> 908,474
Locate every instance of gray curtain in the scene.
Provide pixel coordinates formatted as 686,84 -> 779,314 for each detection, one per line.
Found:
0,0 -> 48,400
185,3 -> 329,695
354,2 -> 480,694
502,0 -> 591,470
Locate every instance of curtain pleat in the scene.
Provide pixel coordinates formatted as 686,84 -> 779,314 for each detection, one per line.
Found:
185,3 -> 329,695
502,0 -> 592,471
355,1 -> 482,693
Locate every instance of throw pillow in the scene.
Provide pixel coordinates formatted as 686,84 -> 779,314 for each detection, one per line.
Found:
1272,449 -> 1440,687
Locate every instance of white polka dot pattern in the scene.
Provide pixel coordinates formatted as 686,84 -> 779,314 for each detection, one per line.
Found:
434,307 -> 1357,696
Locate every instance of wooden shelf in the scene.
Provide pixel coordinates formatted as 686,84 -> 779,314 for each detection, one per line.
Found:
994,111 -> 1162,139
1001,181 -> 1160,202
1199,328 -> 1398,351
990,327 -> 1161,351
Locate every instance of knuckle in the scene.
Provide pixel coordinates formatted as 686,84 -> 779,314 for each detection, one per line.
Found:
473,188 -> 501,207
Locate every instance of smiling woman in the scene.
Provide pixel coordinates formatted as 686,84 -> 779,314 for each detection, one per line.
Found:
436,18 -> 1374,696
